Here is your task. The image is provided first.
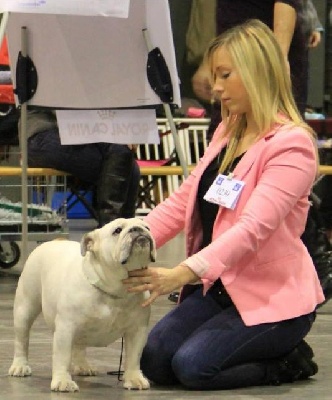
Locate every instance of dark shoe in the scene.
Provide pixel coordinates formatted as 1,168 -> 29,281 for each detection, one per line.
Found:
301,193 -> 332,306
318,269 -> 332,307
168,291 -> 179,303
266,340 -> 318,385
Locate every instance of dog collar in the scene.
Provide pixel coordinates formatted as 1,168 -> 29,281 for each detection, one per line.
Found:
82,262 -> 123,299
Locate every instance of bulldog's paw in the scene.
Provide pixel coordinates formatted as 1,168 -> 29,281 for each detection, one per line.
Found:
51,374 -> 79,392
8,362 -> 32,377
123,370 -> 150,390
72,364 -> 98,376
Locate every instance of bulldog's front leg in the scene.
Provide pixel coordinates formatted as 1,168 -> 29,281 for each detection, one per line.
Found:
122,326 -> 150,390
51,322 -> 79,392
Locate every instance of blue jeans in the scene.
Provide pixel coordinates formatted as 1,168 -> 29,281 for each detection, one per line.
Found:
141,286 -> 315,390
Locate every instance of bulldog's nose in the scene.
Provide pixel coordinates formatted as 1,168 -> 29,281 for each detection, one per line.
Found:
128,226 -> 143,233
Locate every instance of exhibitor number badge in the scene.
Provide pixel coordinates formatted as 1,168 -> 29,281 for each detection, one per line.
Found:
203,174 -> 245,209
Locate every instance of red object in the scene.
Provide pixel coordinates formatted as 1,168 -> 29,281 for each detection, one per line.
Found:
0,37 -> 15,104
186,107 -> 206,118
137,159 -> 172,168
306,118 -> 332,137
0,37 -> 10,65
0,85 -> 14,104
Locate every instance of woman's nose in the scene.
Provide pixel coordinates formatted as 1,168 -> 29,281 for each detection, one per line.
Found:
212,80 -> 224,99
213,77 -> 224,92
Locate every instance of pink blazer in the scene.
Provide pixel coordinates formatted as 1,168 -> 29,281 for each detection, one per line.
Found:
145,122 -> 325,326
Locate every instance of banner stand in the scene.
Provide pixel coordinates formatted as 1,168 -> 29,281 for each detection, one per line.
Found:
0,5 -> 188,263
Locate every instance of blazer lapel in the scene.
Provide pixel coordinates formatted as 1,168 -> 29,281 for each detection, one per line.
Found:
231,138 -> 267,181
198,137 -> 228,173
231,125 -> 281,180
200,123 -> 282,181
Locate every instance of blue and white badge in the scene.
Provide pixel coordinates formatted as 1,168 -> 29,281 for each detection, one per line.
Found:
203,174 -> 245,209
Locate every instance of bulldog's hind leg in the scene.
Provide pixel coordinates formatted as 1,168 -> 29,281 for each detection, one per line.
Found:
8,280 -> 42,377
71,346 -> 98,376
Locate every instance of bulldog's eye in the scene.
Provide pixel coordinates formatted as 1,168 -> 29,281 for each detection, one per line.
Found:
113,227 -> 122,235
143,225 -> 150,231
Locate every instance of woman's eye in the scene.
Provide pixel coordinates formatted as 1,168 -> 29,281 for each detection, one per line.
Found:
222,72 -> 230,79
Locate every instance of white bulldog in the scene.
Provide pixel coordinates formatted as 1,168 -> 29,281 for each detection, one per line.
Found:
8,218 -> 156,392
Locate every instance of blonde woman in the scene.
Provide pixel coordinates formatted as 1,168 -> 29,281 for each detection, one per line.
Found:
124,20 -> 324,389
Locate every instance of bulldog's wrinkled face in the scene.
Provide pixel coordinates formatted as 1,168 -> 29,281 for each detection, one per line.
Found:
81,218 -> 156,270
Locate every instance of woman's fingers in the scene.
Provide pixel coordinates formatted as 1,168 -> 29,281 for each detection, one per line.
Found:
127,268 -> 150,277
126,282 -> 152,292
123,267 -> 181,306
142,292 -> 160,307
124,279 -> 161,306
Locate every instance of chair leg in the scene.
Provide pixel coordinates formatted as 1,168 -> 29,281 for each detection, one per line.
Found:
69,190 -> 98,221
136,175 -> 167,210
58,181 -> 98,221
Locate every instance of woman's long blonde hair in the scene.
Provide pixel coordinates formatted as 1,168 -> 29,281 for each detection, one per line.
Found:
204,19 -> 316,173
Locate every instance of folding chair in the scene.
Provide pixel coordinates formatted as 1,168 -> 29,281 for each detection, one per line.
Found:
136,156 -> 177,210
135,122 -> 189,213
135,118 -> 211,214
54,177 -> 98,221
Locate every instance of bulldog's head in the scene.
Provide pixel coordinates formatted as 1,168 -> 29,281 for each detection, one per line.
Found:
80,218 -> 156,270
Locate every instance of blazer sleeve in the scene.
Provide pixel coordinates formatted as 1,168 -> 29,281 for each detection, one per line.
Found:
143,157 -> 201,249
144,122 -> 226,250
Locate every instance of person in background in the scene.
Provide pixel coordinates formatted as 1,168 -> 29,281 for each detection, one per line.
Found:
301,0 -> 323,49
22,109 -> 140,227
299,0 -> 324,110
192,0 -> 306,142
123,19 -> 324,390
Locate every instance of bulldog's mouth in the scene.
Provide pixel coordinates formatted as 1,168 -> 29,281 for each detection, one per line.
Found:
120,232 -> 155,265
132,234 -> 151,247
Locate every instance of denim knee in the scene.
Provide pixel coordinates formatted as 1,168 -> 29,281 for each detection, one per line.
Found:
171,348 -> 208,389
141,342 -> 178,386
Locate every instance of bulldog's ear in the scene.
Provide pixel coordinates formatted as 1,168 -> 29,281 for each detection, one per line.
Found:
81,231 -> 97,256
150,244 -> 157,263
150,239 -> 157,262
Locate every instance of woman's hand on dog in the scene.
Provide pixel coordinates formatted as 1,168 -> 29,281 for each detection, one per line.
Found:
123,264 -> 199,306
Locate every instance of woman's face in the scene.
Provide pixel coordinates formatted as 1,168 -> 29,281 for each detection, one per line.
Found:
212,46 -> 252,117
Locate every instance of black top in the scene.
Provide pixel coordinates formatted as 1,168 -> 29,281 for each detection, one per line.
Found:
198,147 -> 243,249
197,146 -> 244,306
217,0 -> 301,34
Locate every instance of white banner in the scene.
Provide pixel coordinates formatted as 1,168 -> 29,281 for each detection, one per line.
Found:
56,109 -> 159,145
0,0 -> 130,17
6,0 -> 181,108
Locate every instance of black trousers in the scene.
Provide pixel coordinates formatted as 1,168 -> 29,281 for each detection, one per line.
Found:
27,128 -> 140,216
